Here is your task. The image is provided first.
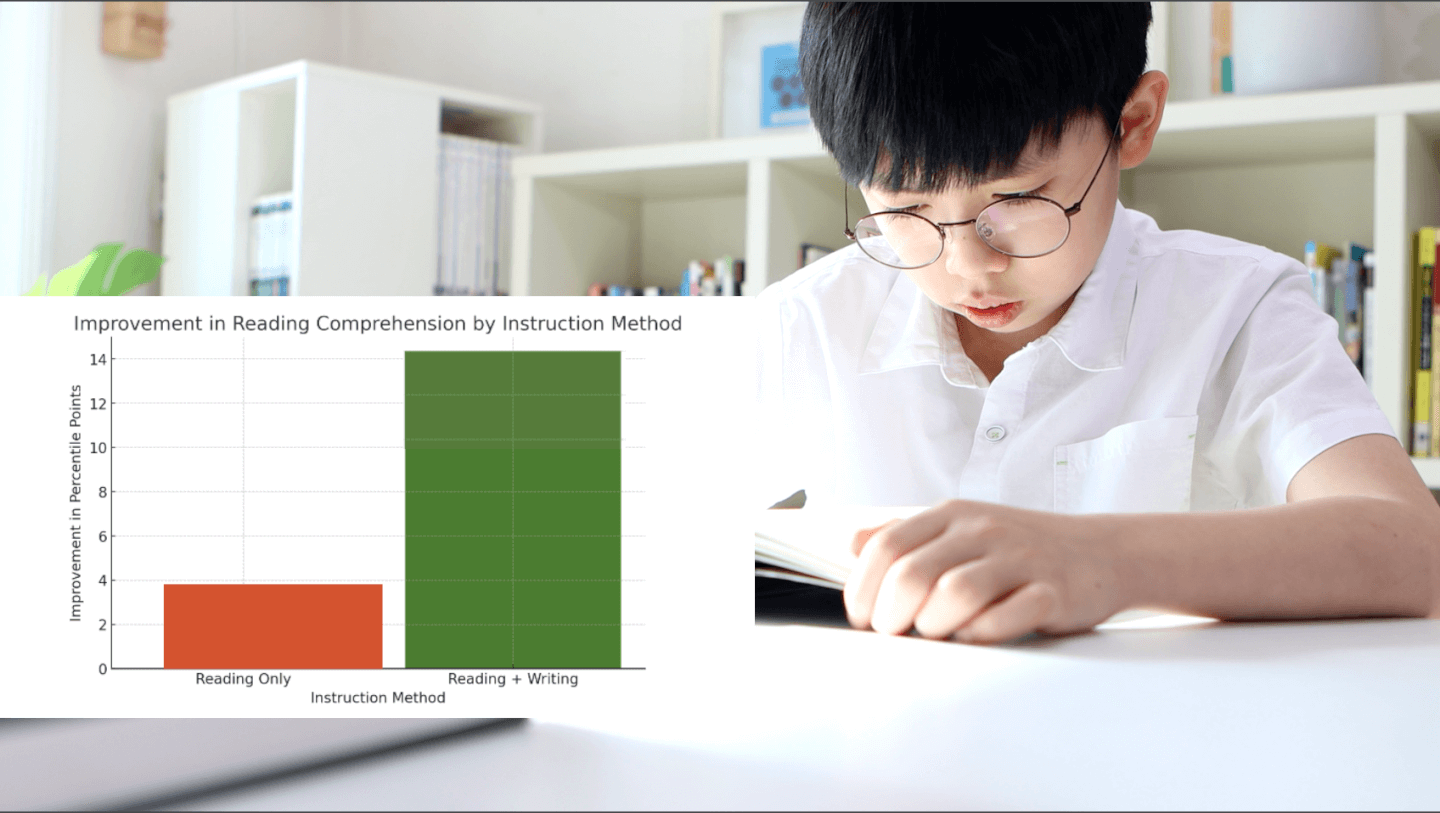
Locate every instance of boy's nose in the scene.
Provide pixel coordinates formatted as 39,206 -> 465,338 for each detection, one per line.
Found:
941,229 -> 1010,277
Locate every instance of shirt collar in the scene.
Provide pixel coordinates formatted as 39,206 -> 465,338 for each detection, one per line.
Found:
858,200 -> 1139,383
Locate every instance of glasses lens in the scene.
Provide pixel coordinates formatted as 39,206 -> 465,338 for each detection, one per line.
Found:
853,213 -> 943,269
975,198 -> 1069,258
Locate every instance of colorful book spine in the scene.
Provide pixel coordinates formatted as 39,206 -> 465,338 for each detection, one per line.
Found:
1342,242 -> 1369,371
1304,240 -> 1340,315
1211,2 -> 1234,95
247,192 -> 293,295
1328,256 -> 1348,346
1432,237 -> 1440,457
435,133 -> 510,296
1414,227 -> 1434,456
1362,250 -> 1376,389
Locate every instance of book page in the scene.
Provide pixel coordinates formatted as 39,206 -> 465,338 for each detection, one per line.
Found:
756,506 -> 928,585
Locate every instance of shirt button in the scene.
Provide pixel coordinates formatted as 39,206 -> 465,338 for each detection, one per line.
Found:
983,425 -> 1006,442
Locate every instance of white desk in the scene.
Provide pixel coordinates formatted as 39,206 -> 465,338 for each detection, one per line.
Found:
181,617 -> 1440,810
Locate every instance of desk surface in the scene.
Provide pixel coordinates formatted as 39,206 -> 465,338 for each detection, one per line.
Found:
182,617 -> 1440,810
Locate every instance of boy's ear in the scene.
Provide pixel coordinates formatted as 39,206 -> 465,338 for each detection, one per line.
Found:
1118,71 -> 1169,170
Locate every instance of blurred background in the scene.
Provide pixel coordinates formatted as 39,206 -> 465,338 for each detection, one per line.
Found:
6,2 -> 1440,300
8,1 -> 1440,489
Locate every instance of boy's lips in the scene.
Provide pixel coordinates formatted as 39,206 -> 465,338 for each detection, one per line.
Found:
959,300 -> 1023,328
961,296 -> 1017,309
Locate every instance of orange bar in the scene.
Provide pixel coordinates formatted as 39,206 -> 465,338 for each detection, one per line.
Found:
165,584 -> 382,669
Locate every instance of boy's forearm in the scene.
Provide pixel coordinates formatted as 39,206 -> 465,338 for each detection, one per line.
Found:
1102,498 -> 1440,621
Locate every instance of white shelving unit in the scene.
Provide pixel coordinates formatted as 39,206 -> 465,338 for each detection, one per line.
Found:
509,128 -> 853,297
162,60 -> 541,296
510,79 -> 1440,487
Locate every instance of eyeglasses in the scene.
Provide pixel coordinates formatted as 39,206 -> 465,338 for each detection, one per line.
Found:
843,127 -> 1118,268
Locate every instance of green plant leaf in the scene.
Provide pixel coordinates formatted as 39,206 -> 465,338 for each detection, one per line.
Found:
46,244 -> 122,296
77,243 -> 123,296
105,248 -> 163,295
46,255 -> 96,296
22,275 -> 47,296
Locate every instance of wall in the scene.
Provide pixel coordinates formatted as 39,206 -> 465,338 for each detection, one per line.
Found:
0,2 -> 59,296
42,1 -> 713,294
51,1 -> 1440,296
343,2 -> 713,152
47,2 -> 343,294
1167,1 -> 1440,102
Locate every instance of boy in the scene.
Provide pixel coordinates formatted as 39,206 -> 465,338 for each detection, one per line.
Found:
756,3 -> 1440,644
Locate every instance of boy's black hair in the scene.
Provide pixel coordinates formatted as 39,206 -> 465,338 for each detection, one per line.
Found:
799,2 -> 1152,192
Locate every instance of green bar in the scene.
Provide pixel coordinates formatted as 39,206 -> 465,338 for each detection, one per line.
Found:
405,352 -> 621,668
513,351 -> 621,396
515,493 -> 621,536
516,581 -> 620,625
515,626 -> 620,668
514,448 -> 620,491
514,536 -> 621,581
406,352 -> 513,394
407,449 -> 514,492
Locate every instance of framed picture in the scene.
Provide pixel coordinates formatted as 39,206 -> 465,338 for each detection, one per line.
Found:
710,1 -> 810,138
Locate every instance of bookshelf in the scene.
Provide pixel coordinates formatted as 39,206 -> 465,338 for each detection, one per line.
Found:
161,60 -> 541,296
509,80 -> 1440,487
508,129 -> 854,297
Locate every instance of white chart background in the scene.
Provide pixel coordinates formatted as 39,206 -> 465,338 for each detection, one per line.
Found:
0,297 -> 758,716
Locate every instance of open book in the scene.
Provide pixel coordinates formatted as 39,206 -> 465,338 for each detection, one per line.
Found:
755,505 -> 928,589
756,505 -> 1166,627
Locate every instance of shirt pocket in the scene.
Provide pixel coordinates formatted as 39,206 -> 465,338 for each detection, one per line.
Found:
1053,415 -> 1198,514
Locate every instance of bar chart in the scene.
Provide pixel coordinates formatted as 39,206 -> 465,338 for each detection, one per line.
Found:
5,297 -> 756,715
107,339 -> 642,670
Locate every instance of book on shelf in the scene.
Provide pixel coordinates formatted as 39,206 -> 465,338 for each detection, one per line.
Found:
1428,244 -> 1440,457
1305,239 -> 1372,380
1428,231 -> 1440,458
1211,1 -> 1234,95
680,257 -> 745,296
1362,250 -> 1377,390
680,260 -> 706,297
714,255 -> 743,296
1337,242 -> 1369,371
593,284 -> 662,296
436,133 -> 512,296
1304,240 -> 1341,315
1432,245 -> 1439,457
248,192 -> 293,296
582,254 -> 745,297
1414,227 -> 1434,457
799,243 -> 833,269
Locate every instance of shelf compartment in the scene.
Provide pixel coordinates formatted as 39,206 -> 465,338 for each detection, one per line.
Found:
520,162 -> 749,295
163,60 -> 541,297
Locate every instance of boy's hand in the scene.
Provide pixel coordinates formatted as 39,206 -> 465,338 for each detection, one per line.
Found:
844,500 -> 1126,643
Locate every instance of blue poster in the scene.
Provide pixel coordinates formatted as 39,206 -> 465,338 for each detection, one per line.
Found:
761,42 -> 809,129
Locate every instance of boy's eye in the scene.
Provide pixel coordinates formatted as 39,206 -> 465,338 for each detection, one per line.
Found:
1001,194 -> 1047,207
998,178 -> 1053,199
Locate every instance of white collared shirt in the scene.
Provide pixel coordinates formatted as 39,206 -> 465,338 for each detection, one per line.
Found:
756,201 -> 1396,512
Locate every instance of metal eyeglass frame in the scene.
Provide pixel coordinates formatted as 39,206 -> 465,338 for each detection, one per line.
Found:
842,123 -> 1121,264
